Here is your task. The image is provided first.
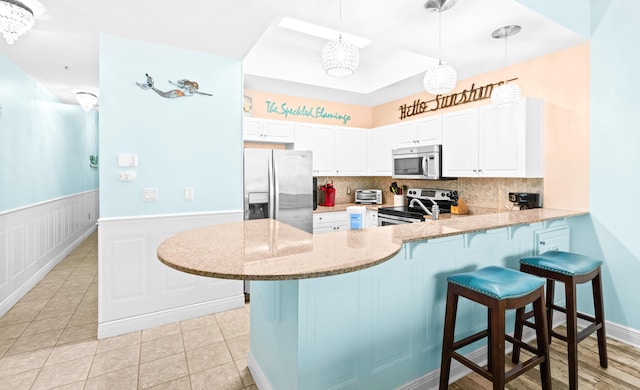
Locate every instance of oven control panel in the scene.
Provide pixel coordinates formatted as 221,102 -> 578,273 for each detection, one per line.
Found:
406,188 -> 457,201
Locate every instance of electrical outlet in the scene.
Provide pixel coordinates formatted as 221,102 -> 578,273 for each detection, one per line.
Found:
184,187 -> 194,200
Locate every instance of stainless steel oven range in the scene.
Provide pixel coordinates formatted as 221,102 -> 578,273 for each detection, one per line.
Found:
377,188 -> 458,226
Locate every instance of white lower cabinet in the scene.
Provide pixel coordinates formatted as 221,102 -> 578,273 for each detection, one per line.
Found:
313,212 -> 348,234
535,226 -> 570,254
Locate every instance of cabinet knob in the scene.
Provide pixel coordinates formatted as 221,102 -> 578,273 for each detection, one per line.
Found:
540,241 -> 546,245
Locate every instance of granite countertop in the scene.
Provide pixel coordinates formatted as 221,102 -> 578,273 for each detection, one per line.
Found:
314,203 -> 393,213
157,208 -> 587,281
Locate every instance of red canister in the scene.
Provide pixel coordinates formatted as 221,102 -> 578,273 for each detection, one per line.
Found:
320,181 -> 336,207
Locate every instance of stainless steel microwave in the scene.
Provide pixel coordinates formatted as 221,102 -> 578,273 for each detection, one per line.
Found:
392,145 -> 443,180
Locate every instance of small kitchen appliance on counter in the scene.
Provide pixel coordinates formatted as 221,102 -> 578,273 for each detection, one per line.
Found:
509,192 -> 541,210
355,189 -> 382,204
377,188 -> 458,225
320,180 -> 336,207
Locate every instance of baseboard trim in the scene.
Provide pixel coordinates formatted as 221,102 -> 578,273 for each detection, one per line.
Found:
97,294 -> 244,339
581,318 -> 640,349
0,225 -> 96,317
247,350 -> 273,390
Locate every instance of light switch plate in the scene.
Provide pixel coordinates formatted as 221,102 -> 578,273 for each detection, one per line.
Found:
143,188 -> 158,201
118,153 -> 138,167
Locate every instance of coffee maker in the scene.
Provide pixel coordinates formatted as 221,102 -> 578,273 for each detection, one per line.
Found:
509,192 -> 541,210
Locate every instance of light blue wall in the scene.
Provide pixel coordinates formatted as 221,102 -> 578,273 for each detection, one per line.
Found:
0,54 -> 99,212
585,0 -> 640,329
529,0 -> 640,330
516,0 -> 591,38
98,35 -> 243,218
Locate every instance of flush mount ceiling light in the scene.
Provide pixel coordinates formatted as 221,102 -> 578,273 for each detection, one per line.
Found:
321,0 -> 359,78
423,0 -> 458,95
491,25 -> 522,108
75,91 -> 98,112
0,0 -> 35,44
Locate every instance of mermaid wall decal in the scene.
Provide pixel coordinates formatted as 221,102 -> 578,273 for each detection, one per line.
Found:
136,73 -> 213,98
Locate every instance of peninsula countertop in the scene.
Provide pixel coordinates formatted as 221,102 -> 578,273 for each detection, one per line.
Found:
157,208 -> 587,280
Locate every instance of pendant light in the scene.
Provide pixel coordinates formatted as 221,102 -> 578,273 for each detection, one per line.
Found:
0,0 -> 35,44
75,91 -> 98,112
491,25 -> 522,108
423,0 -> 458,95
321,0 -> 359,77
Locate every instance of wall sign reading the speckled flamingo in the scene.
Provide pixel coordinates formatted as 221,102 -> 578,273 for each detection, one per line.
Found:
136,73 -> 213,98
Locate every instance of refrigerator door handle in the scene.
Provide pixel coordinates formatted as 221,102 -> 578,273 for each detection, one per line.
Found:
273,156 -> 279,219
268,156 -> 275,220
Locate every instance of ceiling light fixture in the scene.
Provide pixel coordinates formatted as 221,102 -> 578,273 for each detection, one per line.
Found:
491,25 -> 522,108
75,92 -> 98,112
321,0 -> 359,78
0,0 -> 35,45
423,0 -> 458,95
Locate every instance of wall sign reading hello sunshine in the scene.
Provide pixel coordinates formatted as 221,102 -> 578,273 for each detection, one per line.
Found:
265,100 -> 352,125
398,78 -> 518,120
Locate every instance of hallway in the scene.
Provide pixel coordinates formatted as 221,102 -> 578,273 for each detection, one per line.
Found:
0,231 -> 256,389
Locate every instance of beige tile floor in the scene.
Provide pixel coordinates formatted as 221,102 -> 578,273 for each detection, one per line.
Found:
0,231 -> 257,390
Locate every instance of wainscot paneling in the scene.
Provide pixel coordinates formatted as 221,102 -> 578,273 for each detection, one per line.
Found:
97,210 -> 244,339
0,190 -> 99,316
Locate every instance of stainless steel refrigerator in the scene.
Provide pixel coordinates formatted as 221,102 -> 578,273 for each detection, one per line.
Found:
243,148 -> 313,233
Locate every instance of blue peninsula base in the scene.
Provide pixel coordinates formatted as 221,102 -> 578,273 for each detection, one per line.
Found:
248,219 -> 572,390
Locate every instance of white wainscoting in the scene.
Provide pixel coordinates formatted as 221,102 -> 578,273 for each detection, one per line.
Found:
97,211 -> 244,339
0,190 -> 99,317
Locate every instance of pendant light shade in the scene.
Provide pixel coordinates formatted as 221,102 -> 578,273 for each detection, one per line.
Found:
491,25 -> 522,108
321,0 -> 359,78
423,0 -> 457,95
76,92 -> 98,112
491,83 -> 521,107
0,0 -> 35,44
322,34 -> 359,77
423,62 -> 457,95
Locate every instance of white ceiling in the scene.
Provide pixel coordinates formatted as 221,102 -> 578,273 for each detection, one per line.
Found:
0,0 -> 587,107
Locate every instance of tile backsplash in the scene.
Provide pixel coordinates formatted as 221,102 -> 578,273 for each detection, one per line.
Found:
316,176 -> 543,211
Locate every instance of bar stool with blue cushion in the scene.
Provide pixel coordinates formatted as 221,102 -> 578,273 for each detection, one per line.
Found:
439,266 -> 551,390
512,250 -> 608,390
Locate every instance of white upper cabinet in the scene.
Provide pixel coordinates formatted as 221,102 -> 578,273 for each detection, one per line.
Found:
294,123 -> 335,176
334,127 -> 367,176
243,118 -> 295,143
367,125 -> 395,176
442,98 -> 543,178
442,107 -> 480,177
478,98 -> 543,178
294,124 -> 366,176
395,121 -> 420,147
394,116 -> 442,148
416,116 -> 443,145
